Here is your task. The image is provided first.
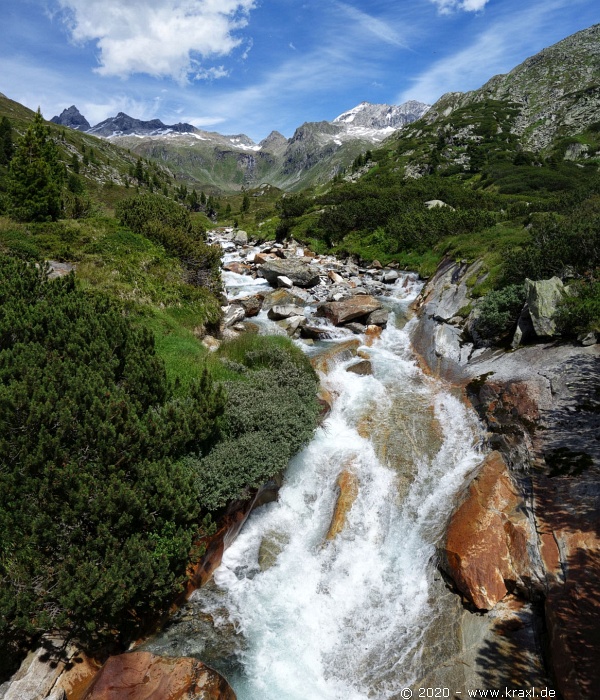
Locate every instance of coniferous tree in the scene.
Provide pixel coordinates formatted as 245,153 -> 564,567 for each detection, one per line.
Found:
7,109 -> 63,222
0,117 -> 14,165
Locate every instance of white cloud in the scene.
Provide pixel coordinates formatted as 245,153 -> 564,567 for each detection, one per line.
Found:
55,0 -> 256,81
336,3 -> 410,47
399,0 -> 578,104
430,0 -> 489,14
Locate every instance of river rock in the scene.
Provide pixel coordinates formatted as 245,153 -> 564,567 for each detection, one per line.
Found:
258,259 -> 321,288
346,360 -> 373,376
327,270 -> 346,285
317,296 -> 382,326
277,315 -> 306,336
364,325 -> 382,346
325,469 -> 359,540
443,451 -> 533,611
300,324 -> 333,340
222,304 -> 246,329
383,270 -> 399,284
310,339 -> 361,373
239,294 -> 263,317
276,275 -> 294,289
524,276 -> 565,337
262,288 -> 307,311
254,252 -> 276,264
81,652 -> 236,700
267,305 -> 305,321
366,309 -> 389,327
345,322 -> 366,334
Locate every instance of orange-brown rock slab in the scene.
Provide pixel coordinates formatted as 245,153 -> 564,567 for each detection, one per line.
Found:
444,451 -> 532,610
326,468 -> 359,541
81,651 -> 236,700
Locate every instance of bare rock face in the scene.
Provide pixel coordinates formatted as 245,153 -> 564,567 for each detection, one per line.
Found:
524,277 -> 565,337
317,295 -> 382,326
81,652 -> 236,700
443,451 -> 533,611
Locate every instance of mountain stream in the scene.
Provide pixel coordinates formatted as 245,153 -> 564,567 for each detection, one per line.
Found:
143,236 -> 486,699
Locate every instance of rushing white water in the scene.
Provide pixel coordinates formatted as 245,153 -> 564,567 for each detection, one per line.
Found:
191,252 -> 485,700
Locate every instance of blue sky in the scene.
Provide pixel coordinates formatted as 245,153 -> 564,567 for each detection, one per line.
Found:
1,0 -> 598,141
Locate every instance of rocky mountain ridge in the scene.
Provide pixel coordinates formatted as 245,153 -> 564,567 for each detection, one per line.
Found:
423,23 -> 600,150
50,100 -> 430,192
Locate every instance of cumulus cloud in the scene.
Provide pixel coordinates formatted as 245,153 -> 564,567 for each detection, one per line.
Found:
430,0 -> 489,14
55,0 -> 255,81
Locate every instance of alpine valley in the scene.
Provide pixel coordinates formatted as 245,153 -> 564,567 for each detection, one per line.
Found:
50,100 -> 430,192
0,21 -> 599,700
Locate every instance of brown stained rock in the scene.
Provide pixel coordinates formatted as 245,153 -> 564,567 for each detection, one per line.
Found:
317,296 -> 382,326
54,653 -> 102,700
325,468 -> 359,541
364,324 -> 382,346
310,339 -> 361,374
239,294 -> 264,317
444,451 -> 532,610
223,262 -> 250,275
81,652 -> 236,700
254,252 -> 276,264
346,360 -> 372,376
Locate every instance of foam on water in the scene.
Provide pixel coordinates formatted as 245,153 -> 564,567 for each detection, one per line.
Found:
195,271 -> 484,699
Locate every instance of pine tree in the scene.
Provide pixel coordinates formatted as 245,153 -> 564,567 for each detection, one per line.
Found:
241,192 -> 251,213
0,116 -> 14,165
7,109 -> 63,222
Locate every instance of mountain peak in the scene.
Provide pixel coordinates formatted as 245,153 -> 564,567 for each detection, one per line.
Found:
333,101 -> 430,130
50,105 -> 90,131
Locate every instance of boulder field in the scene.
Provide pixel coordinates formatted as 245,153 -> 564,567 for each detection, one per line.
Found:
411,257 -> 600,699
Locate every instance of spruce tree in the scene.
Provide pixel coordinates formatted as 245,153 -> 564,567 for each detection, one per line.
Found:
0,116 -> 14,165
7,109 -> 63,222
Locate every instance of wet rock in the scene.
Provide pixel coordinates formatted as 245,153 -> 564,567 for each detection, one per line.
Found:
317,296 -> 382,326
364,325 -> 382,346
267,305 -> 305,321
310,339 -> 361,373
232,230 -> 248,245
254,252 -> 276,264
383,270 -> 399,283
524,276 -> 565,337
239,294 -> 264,318
578,331 -> 597,346
81,652 -> 236,700
276,315 -> 306,336
325,469 -> 359,540
443,451 -> 533,611
345,322 -> 366,334
366,309 -> 389,327
223,261 -> 249,275
258,259 -> 321,288
258,531 -> 289,571
300,325 -> 334,340
262,288 -> 307,311
222,304 -> 246,329
346,360 -> 373,376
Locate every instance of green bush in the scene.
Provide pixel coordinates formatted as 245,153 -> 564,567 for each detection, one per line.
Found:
557,280 -> 600,336
191,336 -> 320,510
0,257 -> 225,659
472,284 -> 526,341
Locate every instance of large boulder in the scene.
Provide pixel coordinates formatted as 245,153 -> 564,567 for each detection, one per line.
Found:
267,305 -> 305,321
81,652 -> 236,700
258,259 -> 322,288
443,451 -> 534,611
317,296 -> 382,326
262,288 -> 308,311
524,277 -> 565,338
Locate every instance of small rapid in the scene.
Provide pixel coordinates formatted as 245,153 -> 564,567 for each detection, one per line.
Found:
146,234 -> 486,698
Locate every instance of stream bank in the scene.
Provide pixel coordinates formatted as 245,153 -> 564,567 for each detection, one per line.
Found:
411,257 -> 600,700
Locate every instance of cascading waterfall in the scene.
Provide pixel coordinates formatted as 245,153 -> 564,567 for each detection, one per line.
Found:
190,249 -> 485,699
144,237 -> 486,699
